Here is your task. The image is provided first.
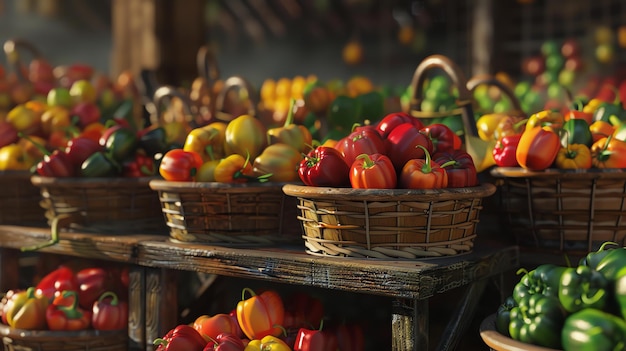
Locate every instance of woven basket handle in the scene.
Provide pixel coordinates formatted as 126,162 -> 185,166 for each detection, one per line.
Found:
197,45 -> 221,85
151,85 -> 198,129
213,75 -> 258,122
3,38 -> 43,83
467,74 -> 526,117
408,54 -> 478,137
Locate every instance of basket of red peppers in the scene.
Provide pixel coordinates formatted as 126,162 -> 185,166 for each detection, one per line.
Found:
0,262 -> 129,351
282,56 -> 496,259
486,80 -> 626,254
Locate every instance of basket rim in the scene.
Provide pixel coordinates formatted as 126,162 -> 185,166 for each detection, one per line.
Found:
31,175 -> 158,186
282,182 -> 496,201
490,167 -> 626,179
150,179 -> 302,191
0,323 -> 125,338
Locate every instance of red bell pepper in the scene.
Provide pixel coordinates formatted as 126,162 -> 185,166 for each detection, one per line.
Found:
375,111 -> 424,139
298,146 -> 350,187
76,266 -> 124,310
386,122 -> 434,171
46,290 -> 93,331
36,149 -> 76,177
203,332 -> 245,351
335,127 -> 387,167
399,145 -> 448,189
293,322 -> 339,351
35,265 -> 78,302
91,291 -> 128,331
159,149 -> 204,181
492,134 -> 521,167
0,120 -> 19,148
154,324 -> 207,351
64,136 -> 103,169
236,288 -> 285,341
432,150 -> 478,188
420,123 -> 462,153
349,153 -> 397,189
193,313 -> 240,342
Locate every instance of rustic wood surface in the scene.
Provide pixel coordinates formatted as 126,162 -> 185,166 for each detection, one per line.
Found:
135,239 -> 518,300
0,225 -> 163,262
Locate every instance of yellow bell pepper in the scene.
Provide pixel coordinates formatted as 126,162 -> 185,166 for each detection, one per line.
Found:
183,122 -> 226,162
526,110 -> 564,131
252,143 -> 303,182
475,113 -> 507,141
0,143 -> 33,170
555,144 -> 592,169
267,99 -> 312,153
244,336 -> 291,351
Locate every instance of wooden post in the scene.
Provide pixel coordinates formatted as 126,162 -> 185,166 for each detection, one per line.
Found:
111,0 -> 205,86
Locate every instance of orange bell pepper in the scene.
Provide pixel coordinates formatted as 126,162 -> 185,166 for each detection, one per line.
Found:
516,126 -> 561,171
236,288 -> 285,341
591,135 -> 626,168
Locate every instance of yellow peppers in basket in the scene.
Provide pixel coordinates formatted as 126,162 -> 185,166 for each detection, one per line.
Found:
0,143 -> 34,170
183,122 -> 227,162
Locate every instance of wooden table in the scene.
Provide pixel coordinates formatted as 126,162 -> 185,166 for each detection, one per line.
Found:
0,225 -> 518,351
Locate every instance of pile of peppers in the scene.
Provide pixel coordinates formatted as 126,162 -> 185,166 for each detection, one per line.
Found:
495,242 -> 626,350
485,82 -> 626,170
298,111 -> 477,189
153,287 -> 366,351
0,263 -> 129,331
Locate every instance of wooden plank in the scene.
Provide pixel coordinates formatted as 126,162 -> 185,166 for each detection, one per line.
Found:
0,225 -> 163,263
136,239 -> 519,300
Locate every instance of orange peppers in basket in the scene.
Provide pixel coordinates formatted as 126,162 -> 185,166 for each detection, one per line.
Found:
236,288 -> 285,341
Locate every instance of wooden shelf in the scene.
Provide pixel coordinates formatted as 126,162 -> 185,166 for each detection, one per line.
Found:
0,225 -> 519,351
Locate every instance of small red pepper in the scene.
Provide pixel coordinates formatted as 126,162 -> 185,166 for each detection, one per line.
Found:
375,111 -> 424,139
399,145 -> 448,189
386,122 -> 434,172
335,127 -> 387,167
349,153 -> 397,189
46,290 -> 93,331
432,149 -> 478,188
420,123 -> 462,153
76,267 -> 123,310
123,150 -> 156,177
91,291 -> 128,331
298,146 -> 350,187
159,149 -> 204,181
293,321 -> 339,351
35,265 -> 79,302
154,324 -> 207,351
203,332 -> 245,351
64,136 -> 103,169
493,134 -> 521,167
35,149 -> 77,177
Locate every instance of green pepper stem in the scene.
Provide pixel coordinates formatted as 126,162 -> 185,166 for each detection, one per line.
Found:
416,145 -> 432,173
355,154 -> 375,169
241,287 -> 257,301
98,291 -> 119,305
284,98 -> 296,127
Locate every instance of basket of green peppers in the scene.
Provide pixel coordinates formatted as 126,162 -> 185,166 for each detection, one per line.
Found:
483,242 -> 626,350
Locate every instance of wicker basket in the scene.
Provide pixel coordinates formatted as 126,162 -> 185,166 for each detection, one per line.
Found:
31,176 -> 167,235
149,180 -> 301,245
0,171 -> 46,226
282,183 -> 496,259
0,324 -> 127,351
490,167 -> 626,254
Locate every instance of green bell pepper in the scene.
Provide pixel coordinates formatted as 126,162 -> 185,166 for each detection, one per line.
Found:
593,95 -> 626,125
559,265 -> 609,313
327,95 -> 362,130
80,151 -> 121,177
508,294 -> 566,349
495,296 -> 517,337
356,91 -> 385,125
561,118 -> 593,147
614,271 -> 626,319
595,246 -> 626,282
138,125 -> 169,157
100,125 -> 139,162
562,308 -> 626,351
579,242 -> 621,268
513,264 -> 568,303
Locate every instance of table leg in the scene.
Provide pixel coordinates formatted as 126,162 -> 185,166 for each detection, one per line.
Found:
392,298 -> 429,351
435,278 -> 489,351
